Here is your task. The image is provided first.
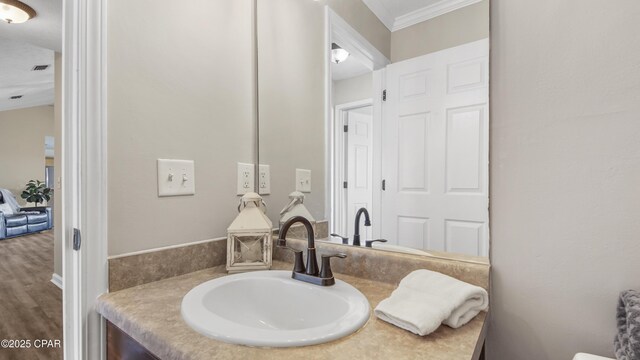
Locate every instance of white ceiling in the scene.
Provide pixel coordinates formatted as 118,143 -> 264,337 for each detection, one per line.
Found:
331,47 -> 371,81
0,0 -> 61,112
0,0 -> 62,51
0,38 -> 54,112
363,0 -> 482,32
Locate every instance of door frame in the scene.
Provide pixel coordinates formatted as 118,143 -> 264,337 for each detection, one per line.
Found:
62,0 -> 108,358
332,99 -> 374,237
324,7 -> 389,237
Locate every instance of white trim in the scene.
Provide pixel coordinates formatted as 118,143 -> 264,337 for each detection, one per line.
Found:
324,6 -> 332,224
371,68 -> 385,240
51,273 -> 63,289
363,0 -> 482,32
108,237 -> 227,259
62,0 -> 108,358
329,8 -> 389,71
333,99 -> 374,237
393,0 -> 482,31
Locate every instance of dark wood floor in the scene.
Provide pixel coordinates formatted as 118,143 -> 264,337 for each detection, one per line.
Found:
0,231 -> 63,360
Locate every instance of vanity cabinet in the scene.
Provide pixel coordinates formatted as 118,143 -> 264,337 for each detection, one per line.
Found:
107,321 -> 159,360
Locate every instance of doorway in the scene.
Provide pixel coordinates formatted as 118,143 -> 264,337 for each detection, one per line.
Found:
332,100 -> 376,240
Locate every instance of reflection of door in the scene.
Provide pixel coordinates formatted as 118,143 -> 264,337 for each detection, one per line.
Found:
346,107 -> 373,240
381,39 -> 489,256
45,166 -> 55,188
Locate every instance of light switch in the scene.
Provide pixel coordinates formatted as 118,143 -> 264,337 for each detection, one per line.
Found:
237,163 -> 255,195
296,168 -> 311,193
157,159 -> 195,197
258,164 -> 271,195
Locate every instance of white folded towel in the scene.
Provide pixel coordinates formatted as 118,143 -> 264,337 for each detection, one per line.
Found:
374,269 -> 489,336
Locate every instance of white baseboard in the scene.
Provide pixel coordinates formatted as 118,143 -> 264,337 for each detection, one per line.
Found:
51,273 -> 63,289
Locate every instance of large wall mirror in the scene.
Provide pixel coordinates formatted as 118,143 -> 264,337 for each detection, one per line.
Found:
257,0 -> 490,261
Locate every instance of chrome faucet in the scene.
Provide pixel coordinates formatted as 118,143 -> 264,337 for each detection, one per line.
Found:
352,208 -> 371,246
278,216 -> 346,286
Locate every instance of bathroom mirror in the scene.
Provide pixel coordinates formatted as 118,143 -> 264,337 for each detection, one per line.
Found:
257,0 -> 490,261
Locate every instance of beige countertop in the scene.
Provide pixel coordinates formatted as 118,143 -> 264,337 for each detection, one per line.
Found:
97,261 -> 488,360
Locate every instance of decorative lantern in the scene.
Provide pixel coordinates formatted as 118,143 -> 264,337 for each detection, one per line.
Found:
226,192 -> 273,273
279,191 -> 316,236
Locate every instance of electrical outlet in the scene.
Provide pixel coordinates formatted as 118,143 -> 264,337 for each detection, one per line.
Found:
258,164 -> 271,195
237,163 -> 255,195
295,168 -> 311,193
157,159 -> 195,197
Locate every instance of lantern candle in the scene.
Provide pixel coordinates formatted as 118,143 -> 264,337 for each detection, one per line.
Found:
226,192 -> 273,273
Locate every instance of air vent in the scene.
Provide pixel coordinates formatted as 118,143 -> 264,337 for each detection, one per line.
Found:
32,65 -> 50,71
10,95 -> 23,99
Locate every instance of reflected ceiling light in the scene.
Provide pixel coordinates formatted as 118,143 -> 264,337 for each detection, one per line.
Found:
0,0 -> 36,24
331,43 -> 349,64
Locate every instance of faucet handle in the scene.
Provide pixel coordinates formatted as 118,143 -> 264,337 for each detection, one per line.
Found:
365,239 -> 388,248
319,253 -> 347,280
330,233 -> 349,245
276,238 -> 305,273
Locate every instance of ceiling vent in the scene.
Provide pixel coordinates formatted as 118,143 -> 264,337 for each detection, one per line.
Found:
32,64 -> 50,71
10,95 -> 23,99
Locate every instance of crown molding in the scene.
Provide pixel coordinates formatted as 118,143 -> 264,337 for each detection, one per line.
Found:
364,0 -> 482,33
393,0 -> 482,31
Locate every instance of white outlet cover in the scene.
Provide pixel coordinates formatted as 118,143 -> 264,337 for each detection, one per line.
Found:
259,164 -> 271,195
237,163 -> 255,195
295,168 -> 311,193
158,159 -> 195,197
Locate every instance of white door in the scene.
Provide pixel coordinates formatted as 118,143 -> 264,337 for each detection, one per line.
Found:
381,39 -> 489,256
346,107 -> 373,240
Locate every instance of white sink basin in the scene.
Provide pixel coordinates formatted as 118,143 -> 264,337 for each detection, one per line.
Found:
181,270 -> 370,347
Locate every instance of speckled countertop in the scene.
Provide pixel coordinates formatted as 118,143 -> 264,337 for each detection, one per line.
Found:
97,261 -> 488,360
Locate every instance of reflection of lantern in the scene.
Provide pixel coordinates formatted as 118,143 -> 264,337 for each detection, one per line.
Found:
279,191 -> 316,234
227,193 -> 273,273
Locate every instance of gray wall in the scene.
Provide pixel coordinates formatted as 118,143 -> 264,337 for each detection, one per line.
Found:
258,0 -> 326,224
107,0 -> 255,256
106,0 -> 390,256
391,0 -> 489,62
0,105 -> 54,203
332,73 -> 373,106
488,1 -> 640,358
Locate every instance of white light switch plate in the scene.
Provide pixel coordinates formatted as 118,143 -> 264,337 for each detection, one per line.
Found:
296,168 -> 311,193
157,159 -> 195,197
258,164 -> 271,195
237,163 -> 255,195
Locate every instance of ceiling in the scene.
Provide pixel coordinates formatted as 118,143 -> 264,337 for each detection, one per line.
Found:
363,0 -> 482,32
0,38 -> 54,112
0,0 -> 61,112
0,0 -> 62,51
331,46 -> 371,81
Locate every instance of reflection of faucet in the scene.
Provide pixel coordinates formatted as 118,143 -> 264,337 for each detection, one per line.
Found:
330,233 -> 349,245
278,216 -> 346,286
353,208 -> 371,246
365,239 -> 388,248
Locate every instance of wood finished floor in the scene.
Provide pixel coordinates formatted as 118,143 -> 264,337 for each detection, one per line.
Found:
0,231 -> 62,360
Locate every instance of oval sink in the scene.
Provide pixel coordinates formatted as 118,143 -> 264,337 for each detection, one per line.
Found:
181,270 -> 370,347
